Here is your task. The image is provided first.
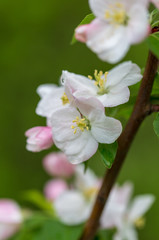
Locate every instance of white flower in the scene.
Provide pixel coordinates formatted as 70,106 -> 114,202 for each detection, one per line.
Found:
51,96 -> 122,164
54,165 -> 100,225
101,183 -> 155,240
61,61 -> 142,108
36,84 -> 69,119
54,190 -> 92,225
75,0 -> 149,63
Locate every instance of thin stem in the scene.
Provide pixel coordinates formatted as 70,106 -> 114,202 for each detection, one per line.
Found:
79,52 -> 159,240
149,104 -> 159,113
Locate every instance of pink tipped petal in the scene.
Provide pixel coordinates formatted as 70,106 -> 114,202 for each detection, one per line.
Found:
44,179 -> 68,201
25,126 -> 53,152
75,25 -> 90,43
75,96 -> 104,118
43,152 -> 75,177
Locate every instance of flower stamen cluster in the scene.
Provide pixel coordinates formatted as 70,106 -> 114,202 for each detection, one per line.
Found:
61,92 -> 69,105
71,116 -> 90,134
134,217 -> 146,229
105,3 -> 129,26
89,70 -> 108,94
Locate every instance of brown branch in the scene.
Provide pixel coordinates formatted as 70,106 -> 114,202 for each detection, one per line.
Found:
80,52 -> 159,240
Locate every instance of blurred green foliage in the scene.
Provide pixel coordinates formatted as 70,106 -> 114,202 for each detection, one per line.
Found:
0,0 -> 158,239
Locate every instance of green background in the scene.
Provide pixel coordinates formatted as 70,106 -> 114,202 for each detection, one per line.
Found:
0,0 -> 158,239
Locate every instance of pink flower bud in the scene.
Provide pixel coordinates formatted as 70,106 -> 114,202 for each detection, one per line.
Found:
25,126 -> 53,152
43,152 -> 75,177
44,179 -> 68,201
0,200 -> 22,240
75,25 -> 89,43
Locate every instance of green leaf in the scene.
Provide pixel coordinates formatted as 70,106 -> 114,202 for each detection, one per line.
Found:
33,220 -> 83,240
150,8 -> 159,28
96,229 -> 116,240
153,113 -> 159,138
146,32 -> 159,59
21,190 -> 54,213
10,214 -> 83,240
71,13 -> 95,45
98,142 -> 118,169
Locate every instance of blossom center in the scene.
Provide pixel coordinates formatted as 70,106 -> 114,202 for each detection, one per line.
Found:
105,3 -> 129,26
71,116 -> 90,134
61,92 -> 69,105
84,187 -> 98,199
88,70 -> 109,95
134,217 -> 145,229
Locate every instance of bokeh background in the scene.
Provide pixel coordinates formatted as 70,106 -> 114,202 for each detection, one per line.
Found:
0,0 -> 158,239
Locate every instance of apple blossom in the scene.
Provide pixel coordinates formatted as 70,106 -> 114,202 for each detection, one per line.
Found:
25,126 -> 53,152
54,165 -> 100,225
43,152 -> 75,178
51,96 -> 122,164
0,200 -> 22,240
100,182 -> 134,229
44,179 -> 68,201
75,0 -> 149,63
61,61 -> 142,108
100,183 -> 155,240
54,190 -> 92,225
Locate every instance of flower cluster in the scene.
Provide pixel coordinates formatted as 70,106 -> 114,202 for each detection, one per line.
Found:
75,0 -> 158,63
25,62 -> 142,164
42,152 -> 155,240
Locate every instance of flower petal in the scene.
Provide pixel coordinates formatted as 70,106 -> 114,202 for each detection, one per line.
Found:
89,0 -> 116,20
97,87 -> 130,107
106,61 -> 142,89
127,4 -> 149,44
61,70 -> 97,94
64,131 -> 98,164
114,226 -> 138,240
36,85 -> 65,118
91,110 -> 122,144
75,165 -> 98,191
127,194 -> 155,223
51,107 -> 81,142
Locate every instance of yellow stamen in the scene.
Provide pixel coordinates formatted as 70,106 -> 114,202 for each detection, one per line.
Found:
61,92 -> 69,105
71,116 -> 90,134
105,3 -> 128,26
84,187 -> 98,199
134,217 -> 146,229
88,75 -> 93,80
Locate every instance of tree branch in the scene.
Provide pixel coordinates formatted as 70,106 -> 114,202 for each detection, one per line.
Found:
79,52 -> 159,240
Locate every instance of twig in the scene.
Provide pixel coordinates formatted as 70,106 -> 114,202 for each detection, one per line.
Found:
79,52 -> 159,240
149,104 -> 159,113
